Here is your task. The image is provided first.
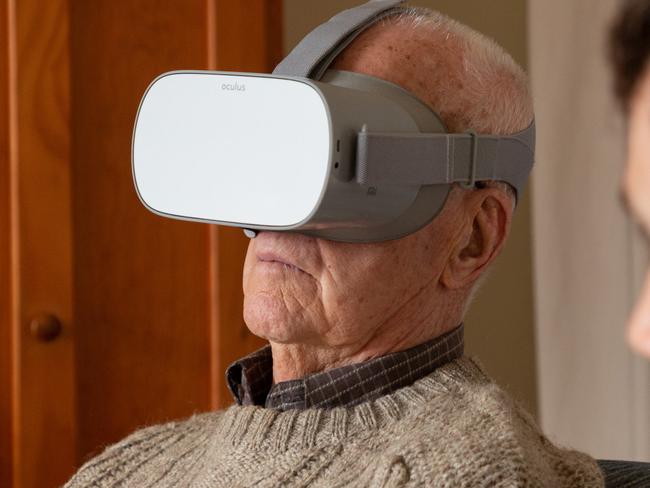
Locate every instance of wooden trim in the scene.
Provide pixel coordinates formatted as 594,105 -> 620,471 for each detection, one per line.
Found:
11,0 -> 77,485
206,0 -> 217,71
0,1 -> 14,485
214,0 -> 284,72
265,0 -> 284,71
8,0 -> 19,483
210,0 -> 283,408
206,0 -> 220,410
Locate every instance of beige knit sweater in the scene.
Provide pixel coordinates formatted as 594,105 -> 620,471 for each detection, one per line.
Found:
64,358 -> 604,487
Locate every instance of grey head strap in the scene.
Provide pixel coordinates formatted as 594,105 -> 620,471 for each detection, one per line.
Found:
357,122 -> 536,199
273,0 -> 406,80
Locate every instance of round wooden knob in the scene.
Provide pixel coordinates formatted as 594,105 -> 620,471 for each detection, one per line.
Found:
30,314 -> 63,342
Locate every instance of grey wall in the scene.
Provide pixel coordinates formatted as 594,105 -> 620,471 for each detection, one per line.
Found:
284,0 -> 537,416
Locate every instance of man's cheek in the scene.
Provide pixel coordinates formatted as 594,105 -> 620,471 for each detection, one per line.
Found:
328,277 -> 393,325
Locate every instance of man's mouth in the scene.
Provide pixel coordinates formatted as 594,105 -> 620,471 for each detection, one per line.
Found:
256,251 -> 305,273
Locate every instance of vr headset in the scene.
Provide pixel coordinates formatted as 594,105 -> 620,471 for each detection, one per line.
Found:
132,0 -> 535,243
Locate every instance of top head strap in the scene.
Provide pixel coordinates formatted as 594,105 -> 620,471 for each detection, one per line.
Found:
273,0 -> 406,80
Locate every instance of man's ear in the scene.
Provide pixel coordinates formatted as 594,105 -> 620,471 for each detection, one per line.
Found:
441,187 -> 514,290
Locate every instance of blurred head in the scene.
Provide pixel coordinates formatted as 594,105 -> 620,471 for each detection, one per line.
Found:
611,0 -> 650,358
242,9 -> 533,365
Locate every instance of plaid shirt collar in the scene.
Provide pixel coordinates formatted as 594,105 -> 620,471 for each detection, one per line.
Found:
226,324 -> 464,411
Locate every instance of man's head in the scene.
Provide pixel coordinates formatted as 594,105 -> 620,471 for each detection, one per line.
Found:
611,0 -> 650,358
242,8 -> 533,374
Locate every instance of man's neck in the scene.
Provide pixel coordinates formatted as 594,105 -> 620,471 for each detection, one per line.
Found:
270,303 -> 462,383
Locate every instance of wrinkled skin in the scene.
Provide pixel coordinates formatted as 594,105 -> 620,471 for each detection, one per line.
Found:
243,22 -> 514,382
622,65 -> 650,358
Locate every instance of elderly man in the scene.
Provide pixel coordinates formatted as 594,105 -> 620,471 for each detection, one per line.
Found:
65,6 -> 604,488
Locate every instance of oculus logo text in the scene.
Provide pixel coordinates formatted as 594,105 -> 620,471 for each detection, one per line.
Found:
221,82 -> 246,92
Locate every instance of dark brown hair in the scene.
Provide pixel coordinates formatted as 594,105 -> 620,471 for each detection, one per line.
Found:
610,0 -> 650,110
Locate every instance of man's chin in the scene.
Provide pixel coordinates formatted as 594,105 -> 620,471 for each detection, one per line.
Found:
243,295 -> 311,344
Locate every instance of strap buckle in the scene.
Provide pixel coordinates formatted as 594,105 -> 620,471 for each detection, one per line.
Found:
459,130 -> 478,189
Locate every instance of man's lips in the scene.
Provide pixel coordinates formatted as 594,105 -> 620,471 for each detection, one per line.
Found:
256,250 -> 306,274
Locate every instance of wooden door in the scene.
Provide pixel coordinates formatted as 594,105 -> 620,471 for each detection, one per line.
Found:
1,1 -> 282,487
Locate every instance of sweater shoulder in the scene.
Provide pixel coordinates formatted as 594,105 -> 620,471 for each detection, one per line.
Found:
405,360 -> 604,487
63,410 -> 225,488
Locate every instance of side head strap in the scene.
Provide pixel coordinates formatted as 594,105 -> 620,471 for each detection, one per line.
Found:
273,0 -> 406,80
356,122 -> 536,199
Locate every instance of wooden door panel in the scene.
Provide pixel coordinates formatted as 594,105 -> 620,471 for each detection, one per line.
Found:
69,0 -> 215,460
7,0 -> 78,486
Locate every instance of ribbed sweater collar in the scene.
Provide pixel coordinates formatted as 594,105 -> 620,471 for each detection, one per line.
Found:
212,356 -> 489,452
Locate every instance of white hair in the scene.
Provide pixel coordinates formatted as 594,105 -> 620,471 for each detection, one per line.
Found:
382,7 -> 534,136
381,8 -> 534,312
